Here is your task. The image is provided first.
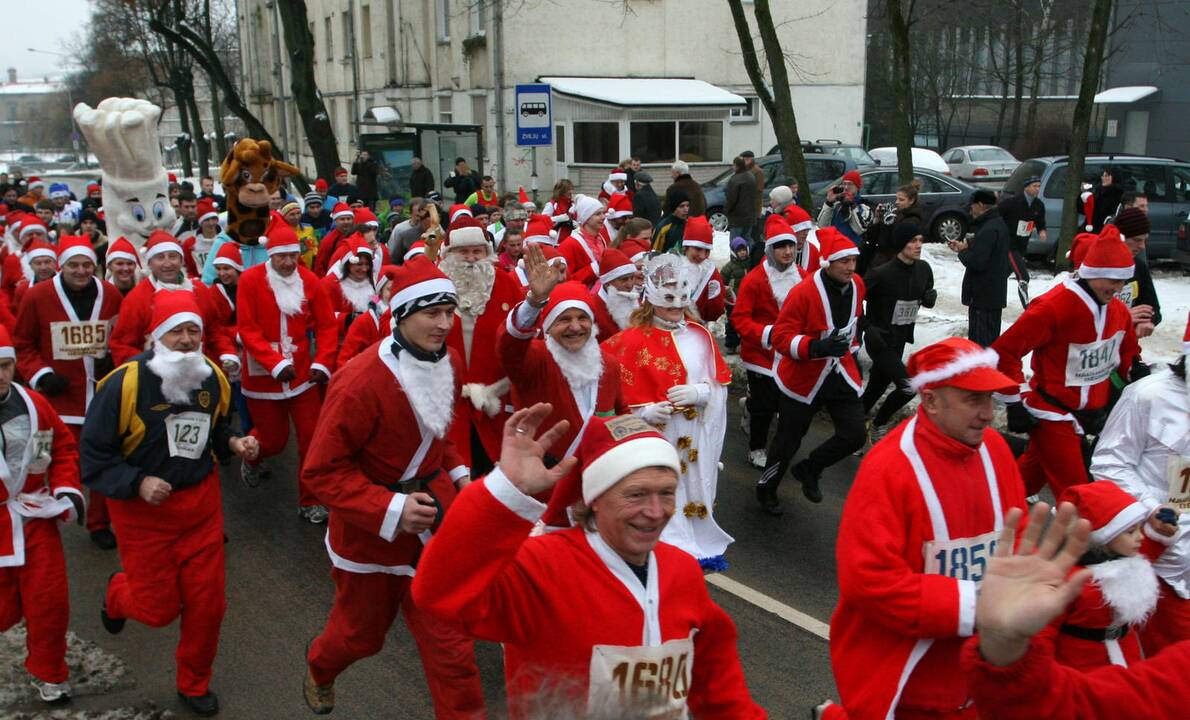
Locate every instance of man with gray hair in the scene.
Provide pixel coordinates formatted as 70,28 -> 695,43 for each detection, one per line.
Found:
387,197 -> 430,264
666,160 -> 706,218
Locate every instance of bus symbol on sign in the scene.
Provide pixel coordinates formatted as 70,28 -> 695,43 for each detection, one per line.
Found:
520,102 -> 548,118
515,84 -> 552,146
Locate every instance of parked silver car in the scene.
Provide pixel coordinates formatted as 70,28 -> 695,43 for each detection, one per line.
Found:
943,145 -> 1020,182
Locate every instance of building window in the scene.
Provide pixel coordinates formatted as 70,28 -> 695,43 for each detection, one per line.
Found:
360,5 -> 372,58
324,16 -> 334,60
437,0 -> 450,42
342,12 -> 352,59
629,122 -> 676,164
346,98 -> 356,147
309,22 -> 317,64
730,97 -> 756,122
385,1 -> 398,82
438,95 -> 453,124
573,122 -> 619,164
555,125 -> 566,163
678,121 -> 723,163
470,0 -> 486,37
471,94 -> 487,126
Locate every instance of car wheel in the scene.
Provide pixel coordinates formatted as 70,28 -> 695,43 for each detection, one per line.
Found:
931,213 -> 966,243
708,209 -> 729,233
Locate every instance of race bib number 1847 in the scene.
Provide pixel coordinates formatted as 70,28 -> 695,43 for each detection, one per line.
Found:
1065,331 -> 1123,387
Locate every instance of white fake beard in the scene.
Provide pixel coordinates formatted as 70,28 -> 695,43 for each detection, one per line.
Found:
147,340 -> 213,405
339,275 -> 375,313
604,288 -> 639,330
266,262 -> 306,316
1091,554 -> 1160,627
765,261 -> 799,307
440,253 -> 495,316
396,347 -> 455,438
151,274 -> 193,292
545,334 -> 604,389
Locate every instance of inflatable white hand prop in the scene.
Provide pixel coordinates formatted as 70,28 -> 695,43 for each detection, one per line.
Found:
73,98 -> 176,247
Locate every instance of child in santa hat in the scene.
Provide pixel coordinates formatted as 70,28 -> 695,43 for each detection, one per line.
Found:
1039,481 -> 1179,672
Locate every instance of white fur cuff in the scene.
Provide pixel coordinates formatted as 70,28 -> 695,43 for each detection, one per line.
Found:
485,467 -> 545,524
379,492 -> 407,542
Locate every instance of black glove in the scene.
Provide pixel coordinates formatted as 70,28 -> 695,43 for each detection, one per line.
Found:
864,325 -> 889,354
1128,357 -> 1152,382
36,373 -> 70,397
1006,402 -> 1037,434
922,288 -> 938,308
808,330 -> 849,358
55,491 -> 85,526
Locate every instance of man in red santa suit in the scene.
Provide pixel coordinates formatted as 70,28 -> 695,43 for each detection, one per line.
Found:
587,247 -> 639,341
412,406 -> 766,719
782,204 -> 821,273
598,166 -> 632,203
237,217 -> 338,522
80,291 -> 259,716
182,197 -> 222,279
208,243 -> 251,434
438,219 -> 522,475
108,231 -> 240,373
302,258 -> 485,718
756,228 -> 866,515
558,194 -> 608,288
603,254 -> 734,570
0,325 -> 85,704
603,192 -> 633,240
9,240 -> 58,313
678,216 -> 726,323
993,227 -> 1140,498
13,236 -> 122,549
510,243 -> 566,290
521,213 -> 556,248
312,202 -> 356,276
1,218 -> 50,305
104,237 -> 142,296
815,336 -> 1026,720
501,245 -> 626,523
731,215 -> 802,469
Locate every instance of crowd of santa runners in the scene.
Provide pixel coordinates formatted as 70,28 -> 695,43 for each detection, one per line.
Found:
0,159 -> 1186,719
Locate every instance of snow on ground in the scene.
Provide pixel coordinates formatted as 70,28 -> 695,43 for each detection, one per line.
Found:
0,626 -> 143,712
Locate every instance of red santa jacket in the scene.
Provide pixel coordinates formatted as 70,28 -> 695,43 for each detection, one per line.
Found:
236,264 -> 338,400
108,276 -> 238,367
731,263 -> 804,376
831,410 -> 1026,718
0,384 -> 82,567
412,471 -> 767,720
302,340 -> 467,572
338,307 -> 388,370
444,268 -> 523,465
0,244 -> 30,309
687,262 -> 726,323
795,230 -> 822,273
181,234 -> 217,279
559,227 -> 605,288
587,289 -> 622,343
993,278 -> 1139,422
13,275 -> 122,424
770,268 -> 865,402
208,282 -> 240,356
602,322 -> 732,407
312,227 -> 347,277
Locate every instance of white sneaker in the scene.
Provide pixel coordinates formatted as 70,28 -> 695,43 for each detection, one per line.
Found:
738,396 -> 751,434
748,449 -> 767,469
299,505 -> 329,524
35,679 -> 71,703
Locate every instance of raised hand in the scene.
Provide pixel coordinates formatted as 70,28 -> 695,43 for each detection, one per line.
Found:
498,403 -> 575,497
523,243 -> 560,302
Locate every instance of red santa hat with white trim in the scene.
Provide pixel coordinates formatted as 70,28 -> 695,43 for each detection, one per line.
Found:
523,214 -> 555,246
213,242 -> 244,272
449,204 -> 473,224
1066,231 -> 1098,269
150,289 -> 204,340
144,230 -> 184,261
541,281 -> 595,332
57,235 -> 98,265
607,167 -> 628,183
444,217 -> 490,255
1077,226 -> 1134,280
106,237 -> 141,267
907,337 -> 1016,393
24,239 -> 57,265
598,248 -> 635,286
539,244 -> 566,270
388,257 -> 458,321
579,414 -> 681,504
403,240 -> 427,263
18,219 -> 47,242
1058,482 -> 1149,546
518,186 -> 535,210
353,207 -> 380,229
619,238 -> 650,265
681,216 -> 714,251
764,214 -> 798,248
0,325 -> 13,361
197,197 -> 220,225
816,227 -> 860,267
341,233 -> 374,266
606,193 -> 633,220
783,204 -> 814,233
262,213 -> 302,255
330,202 -> 354,221
26,177 -> 45,191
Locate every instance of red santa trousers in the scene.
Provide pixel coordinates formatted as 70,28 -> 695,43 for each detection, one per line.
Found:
1018,419 -> 1089,497
105,473 -> 226,696
1140,580 -> 1190,656
821,701 -> 979,719
245,388 -> 321,506
308,568 -> 486,719
67,425 -> 110,534
0,519 -> 69,683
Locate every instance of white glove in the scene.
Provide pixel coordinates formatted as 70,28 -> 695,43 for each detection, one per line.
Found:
707,280 -> 721,299
551,213 -> 571,224
462,377 -> 511,417
666,383 -> 710,408
637,402 -> 675,426
450,171 -> 457,178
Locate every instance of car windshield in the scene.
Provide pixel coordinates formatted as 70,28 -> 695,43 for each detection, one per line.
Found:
969,148 -> 1015,162
1002,160 -> 1048,194
831,146 -> 876,165
703,166 -> 736,187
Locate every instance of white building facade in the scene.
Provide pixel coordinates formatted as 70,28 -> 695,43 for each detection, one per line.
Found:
235,0 -> 867,200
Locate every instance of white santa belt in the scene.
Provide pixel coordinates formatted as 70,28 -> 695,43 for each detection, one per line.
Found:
7,490 -> 74,520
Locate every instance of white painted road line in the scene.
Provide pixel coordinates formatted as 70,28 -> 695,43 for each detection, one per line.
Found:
707,574 -> 831,641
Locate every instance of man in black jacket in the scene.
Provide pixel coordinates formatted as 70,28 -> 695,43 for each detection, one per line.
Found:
956,189 -> 1011,346
664,160 -> 706,217
350,151 -> 380,209
997,176 -> 1046,283
631,171 -> 661,225
725,156 -> 760,245
409,157 -> 436,199
1110,206 -> 1161,337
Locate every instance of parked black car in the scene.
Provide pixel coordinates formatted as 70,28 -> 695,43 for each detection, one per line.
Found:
810,167 -> 979,243
702,153 -> 859,232
766,140 -> 879,168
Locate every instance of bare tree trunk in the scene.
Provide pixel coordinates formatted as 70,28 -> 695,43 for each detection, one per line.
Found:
1024,1 -> 1056,140
277,0 -> 340,183
1057,0 -> 1114,268
184,82 -> 209,179
1009,6 -> 1026,148
726,0 -> 812,207
171,80 -> 194,178
993,30 -> 1011,144
887,0 -> 915,185
209,82 -> 227,159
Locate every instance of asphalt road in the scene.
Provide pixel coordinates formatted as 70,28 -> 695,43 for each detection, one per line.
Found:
1,387 -> 856,719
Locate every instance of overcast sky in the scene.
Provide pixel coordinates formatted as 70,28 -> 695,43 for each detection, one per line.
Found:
0,0 -> 92,82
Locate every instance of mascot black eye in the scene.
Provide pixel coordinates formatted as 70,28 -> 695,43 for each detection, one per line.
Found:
241,170 -> 251,182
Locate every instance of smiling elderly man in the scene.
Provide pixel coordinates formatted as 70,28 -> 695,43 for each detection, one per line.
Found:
412,405 -> 767,720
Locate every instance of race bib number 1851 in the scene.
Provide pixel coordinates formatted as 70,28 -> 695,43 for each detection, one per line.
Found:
923,530 -> 1000,584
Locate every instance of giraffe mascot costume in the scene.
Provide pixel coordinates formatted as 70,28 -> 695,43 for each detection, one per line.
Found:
220,139 -> 300,245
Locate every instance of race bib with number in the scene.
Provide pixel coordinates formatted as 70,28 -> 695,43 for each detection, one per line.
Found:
923,530 -> 1000,584
1115,282 -> 1137,308
1065,331 -> 1123,387
165,412 -> 212,460
49,320 -> 109,360
587,633 -> 694,720
1168,455 -> 1190,510
1015,220 -> 1035,237
891,299 -> 920,326
26,429 -> 53,474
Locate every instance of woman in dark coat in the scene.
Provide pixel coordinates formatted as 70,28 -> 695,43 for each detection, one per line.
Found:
863,184 -> 925,273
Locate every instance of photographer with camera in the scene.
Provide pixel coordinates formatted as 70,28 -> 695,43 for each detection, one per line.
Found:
817,170 -> 873,248
860,184 -> 924,275
351,149 -> 380,209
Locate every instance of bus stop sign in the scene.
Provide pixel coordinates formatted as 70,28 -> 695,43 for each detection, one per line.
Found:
515,84 -> 552,147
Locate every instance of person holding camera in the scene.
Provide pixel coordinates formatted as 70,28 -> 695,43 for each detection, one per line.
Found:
350,150 -> 380,209
816,170 -> 873,248
444,158 -> 482,205
955,189 -> 1011,347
